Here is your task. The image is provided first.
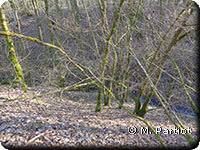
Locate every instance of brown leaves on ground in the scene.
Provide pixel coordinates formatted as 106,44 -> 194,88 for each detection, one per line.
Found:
0,85 -> 198,148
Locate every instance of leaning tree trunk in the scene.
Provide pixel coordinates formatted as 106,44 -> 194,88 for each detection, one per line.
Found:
0,6 -> 27,92
9,0 -> 33,86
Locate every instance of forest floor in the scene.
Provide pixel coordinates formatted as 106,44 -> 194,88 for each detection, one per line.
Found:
0,85 -> 198,149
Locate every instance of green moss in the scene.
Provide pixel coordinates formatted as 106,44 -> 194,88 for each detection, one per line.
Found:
95,89 -> 102,112
134,109 -> 147,118
0,7 -> 27,92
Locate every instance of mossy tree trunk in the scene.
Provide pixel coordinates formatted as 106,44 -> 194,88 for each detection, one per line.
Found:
98,0 -> 111,107
9,0 -> 33,86
32,0 -> 49,72
95,0 -> 125,112
0,6 -> 27,92
132,1 -> 194,118
43,0 -> 56,67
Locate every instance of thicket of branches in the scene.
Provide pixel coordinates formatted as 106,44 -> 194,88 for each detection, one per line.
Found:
0,0 -> 199,147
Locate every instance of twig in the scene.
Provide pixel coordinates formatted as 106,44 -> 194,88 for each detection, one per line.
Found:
26,132 -> 46,145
